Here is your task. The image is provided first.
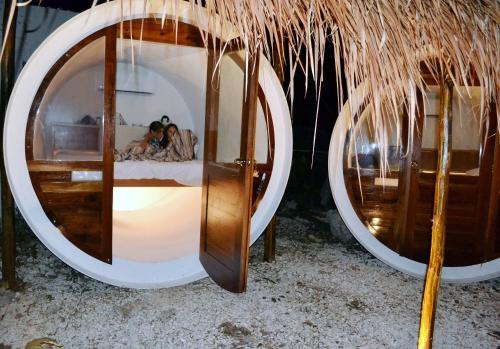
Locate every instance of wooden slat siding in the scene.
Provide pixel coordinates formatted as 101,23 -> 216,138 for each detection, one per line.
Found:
396,90 -> 425,257
420,149 -> 479,173
483,103 -> 500,260
119,18 -> 222,48
410,172 -> 482,266
27,160 -> 103,172
40,182 -> 102,193
32,171 -> 71,182
28,172 -> 59,224
100,25 -> 117,264
25,29 -> 107,161
43,191 -> 102,210
113,179 -> 188,187
30,169 -> 105,261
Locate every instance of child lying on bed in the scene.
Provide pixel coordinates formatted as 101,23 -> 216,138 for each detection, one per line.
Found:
141,121 -> 165,151
114,122 -> 198,162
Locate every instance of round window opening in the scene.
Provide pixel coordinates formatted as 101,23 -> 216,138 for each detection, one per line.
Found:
329,76 -> 500,282
5,2 -> 292,288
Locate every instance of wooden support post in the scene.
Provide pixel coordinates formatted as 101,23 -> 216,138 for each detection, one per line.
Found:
262,34 -> 284,263
417,80 -> 453,349
0,0 -> 17,290
264,215 -> 276,262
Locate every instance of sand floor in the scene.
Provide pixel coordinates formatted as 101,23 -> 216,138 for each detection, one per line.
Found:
1,213 -> 499,348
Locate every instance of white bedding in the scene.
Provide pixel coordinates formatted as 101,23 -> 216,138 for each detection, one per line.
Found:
114,160 -> 203,186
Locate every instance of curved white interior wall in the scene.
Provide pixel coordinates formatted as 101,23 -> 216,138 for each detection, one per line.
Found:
117,40 -> 203,149
4,0 -> 292,288
116,62 -> 194,129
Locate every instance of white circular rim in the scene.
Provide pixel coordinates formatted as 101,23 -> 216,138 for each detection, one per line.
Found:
328,83 -> 500,283
4,0 -> 292,288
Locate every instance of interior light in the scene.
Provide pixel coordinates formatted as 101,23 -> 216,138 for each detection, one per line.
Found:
113,187 -> 182,212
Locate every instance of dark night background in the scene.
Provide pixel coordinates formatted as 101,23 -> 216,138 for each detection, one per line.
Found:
282,41 -> 340,213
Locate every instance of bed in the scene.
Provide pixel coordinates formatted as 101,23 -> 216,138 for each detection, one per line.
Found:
113,124 -> 202,187
114,160 -> 203,187
49,123 -> 202,187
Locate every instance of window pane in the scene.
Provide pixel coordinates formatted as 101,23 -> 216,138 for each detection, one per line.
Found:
33,36 -> 105,161
421,86 -> 482,173
216,50 -> 246,163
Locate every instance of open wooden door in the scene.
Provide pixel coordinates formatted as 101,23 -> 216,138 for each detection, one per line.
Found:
25,26 -> 116,263
200,49 -> 260,293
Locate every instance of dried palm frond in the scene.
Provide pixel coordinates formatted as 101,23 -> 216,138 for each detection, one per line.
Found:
110,0 -> 500,171
2,0 -> 498,168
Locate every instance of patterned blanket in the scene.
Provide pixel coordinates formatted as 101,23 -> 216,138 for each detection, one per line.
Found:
115,129 -> 198,162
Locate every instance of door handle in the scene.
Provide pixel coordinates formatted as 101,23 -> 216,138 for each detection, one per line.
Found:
234,158 -> 251,167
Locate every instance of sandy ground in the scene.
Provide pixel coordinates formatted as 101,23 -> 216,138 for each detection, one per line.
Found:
0,213 -> 499,349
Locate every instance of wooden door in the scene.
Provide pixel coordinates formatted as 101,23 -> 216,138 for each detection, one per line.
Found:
25,27 -> 116,263
200,49 -> 260,293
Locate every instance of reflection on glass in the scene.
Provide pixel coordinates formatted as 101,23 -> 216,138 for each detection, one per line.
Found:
33,37 -> 105,161
421,86 -> 482,174
343,103 -> 404,250
216,50 -> 245,163
346,104 -> 403,172
343,85 -> 495,266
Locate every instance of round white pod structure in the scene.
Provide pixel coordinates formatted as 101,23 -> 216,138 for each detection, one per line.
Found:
328,83 -> 500,283
4,1 -> 292,288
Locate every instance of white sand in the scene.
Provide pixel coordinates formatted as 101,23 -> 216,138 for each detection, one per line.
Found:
1,214 -> 498,348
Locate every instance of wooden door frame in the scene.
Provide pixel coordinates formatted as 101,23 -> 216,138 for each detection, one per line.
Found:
101,25 -> 117,263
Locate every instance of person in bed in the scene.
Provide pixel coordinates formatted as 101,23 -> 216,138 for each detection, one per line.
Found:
115,122 -> 197,162
115,121 -> 164,161
140,121 -> 165,151
165,123 -> 179,144
149,123 -> 198,162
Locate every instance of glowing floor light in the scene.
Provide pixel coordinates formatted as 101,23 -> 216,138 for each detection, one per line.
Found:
113,187 -> 182,211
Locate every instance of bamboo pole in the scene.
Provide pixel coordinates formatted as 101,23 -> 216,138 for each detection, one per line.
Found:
417,79 -> 453,349
0,0 -> 17,290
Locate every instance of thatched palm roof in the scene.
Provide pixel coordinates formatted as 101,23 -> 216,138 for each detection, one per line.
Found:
194,0 -> 499,137
3,0 -> 499,145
